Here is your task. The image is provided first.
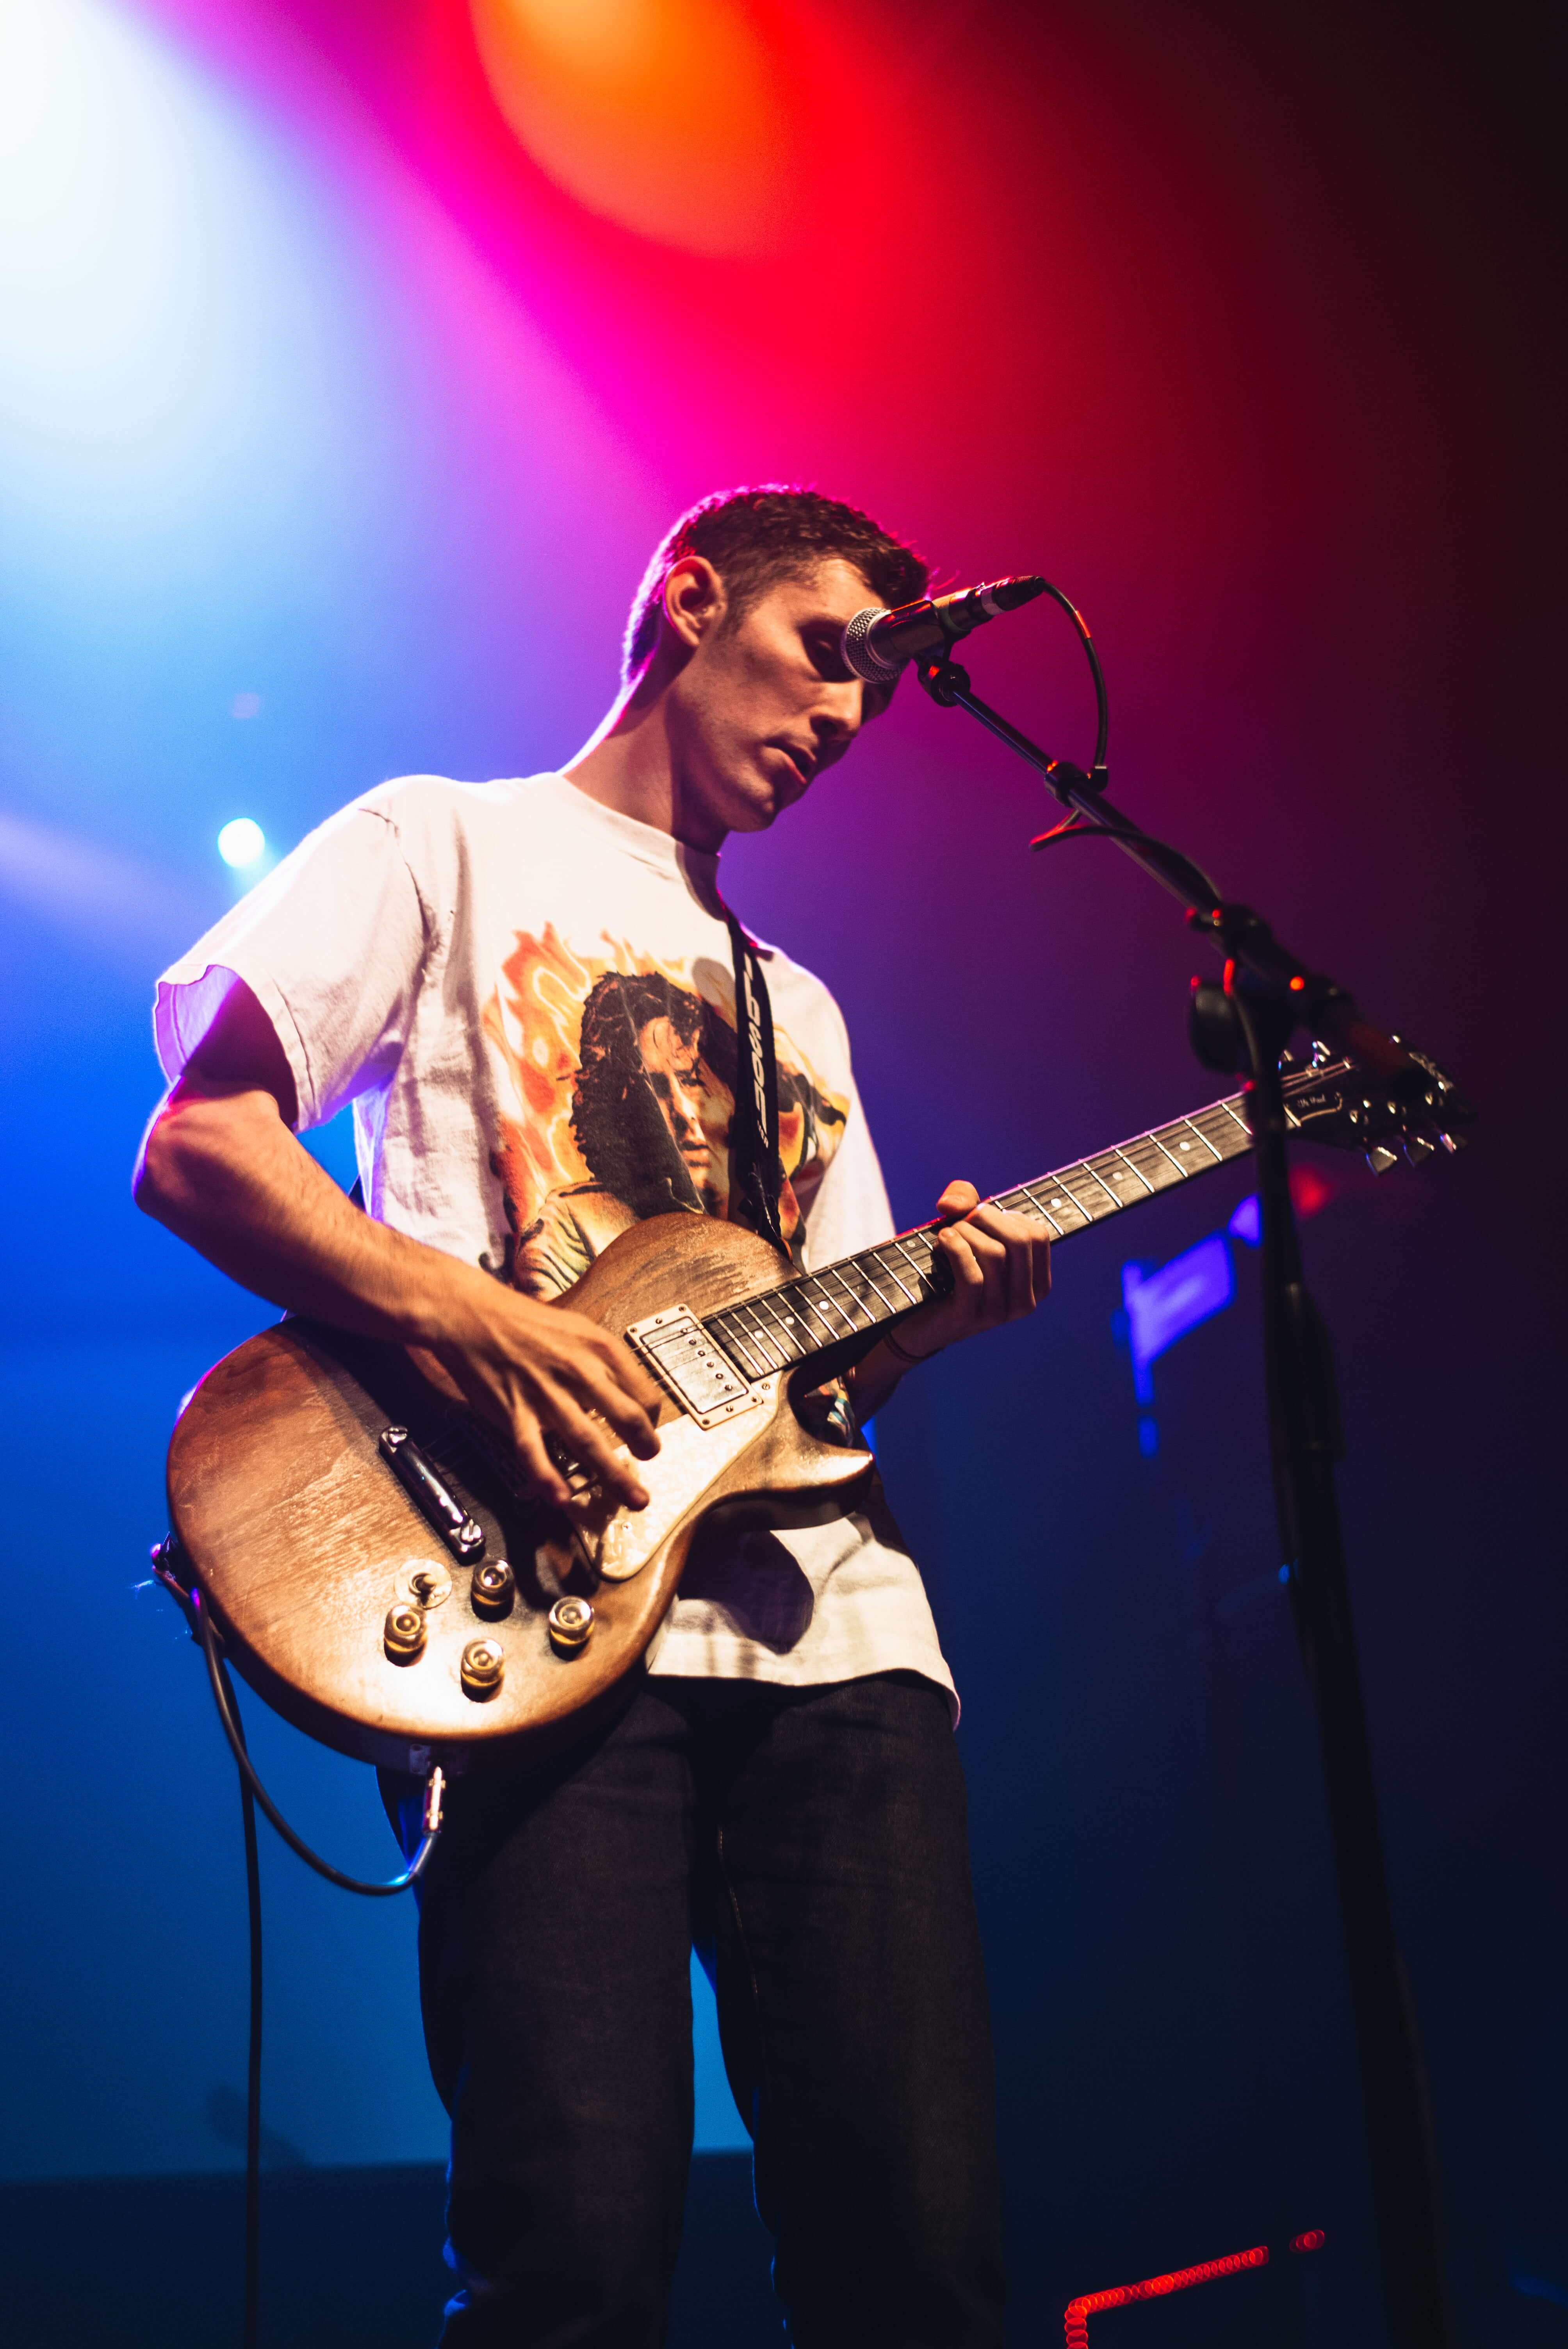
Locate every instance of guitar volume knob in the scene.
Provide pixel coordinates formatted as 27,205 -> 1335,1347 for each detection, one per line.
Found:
384,1601 -> 426,1662
548,1596 -> 595,1656
460,1637 -> 505,1698
470,1559 -> 515,1618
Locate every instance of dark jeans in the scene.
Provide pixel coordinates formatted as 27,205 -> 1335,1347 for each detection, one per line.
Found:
387,1670 -> 1004,2348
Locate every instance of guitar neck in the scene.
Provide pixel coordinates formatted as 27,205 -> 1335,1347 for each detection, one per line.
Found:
702,1085 -> 1269,1384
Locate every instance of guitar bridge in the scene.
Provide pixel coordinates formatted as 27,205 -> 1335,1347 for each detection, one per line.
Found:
378,1426 -> 485,1561
624,1307 -> 759,1428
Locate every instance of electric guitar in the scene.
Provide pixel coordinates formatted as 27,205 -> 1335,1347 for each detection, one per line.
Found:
159,1048 -> 1468,1774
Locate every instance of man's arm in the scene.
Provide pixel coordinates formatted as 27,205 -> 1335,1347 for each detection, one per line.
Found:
134,978 -> 663,1510
844,1180 -> 1051,1421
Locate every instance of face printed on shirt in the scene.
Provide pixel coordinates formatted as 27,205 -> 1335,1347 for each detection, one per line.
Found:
638,1014 -> 712,1179
482,926 -> 849,1299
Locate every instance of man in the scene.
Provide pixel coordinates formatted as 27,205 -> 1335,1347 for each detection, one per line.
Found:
135,487 -> 1051,2347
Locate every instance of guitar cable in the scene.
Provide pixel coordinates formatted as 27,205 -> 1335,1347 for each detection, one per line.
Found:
152,1541 -> 444,2349
193,1592 -> 445,1896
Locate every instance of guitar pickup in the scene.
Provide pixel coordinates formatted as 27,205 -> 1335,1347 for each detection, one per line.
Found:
378,1427 -> 485,1561
624,1307 -> 759,1428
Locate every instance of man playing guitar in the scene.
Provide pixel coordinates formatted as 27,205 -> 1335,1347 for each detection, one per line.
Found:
135,487 -> 1051,2347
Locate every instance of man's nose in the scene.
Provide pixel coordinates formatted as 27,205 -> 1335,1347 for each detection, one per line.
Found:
813,684 -> 864,749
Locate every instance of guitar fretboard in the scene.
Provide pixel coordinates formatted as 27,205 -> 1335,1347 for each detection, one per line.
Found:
703,1085 -> 1275,1383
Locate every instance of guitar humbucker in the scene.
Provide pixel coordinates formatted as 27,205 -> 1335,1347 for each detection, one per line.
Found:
624,1307 -> 759,1428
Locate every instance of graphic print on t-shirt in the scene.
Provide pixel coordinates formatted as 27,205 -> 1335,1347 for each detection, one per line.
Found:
481,924 -> 850,1299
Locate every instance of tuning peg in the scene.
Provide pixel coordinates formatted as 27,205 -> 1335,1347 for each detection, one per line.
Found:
1366,1145 -> 1398,1175
1438,1131 -> 1465,1152
1403,1136 -> 1434,1166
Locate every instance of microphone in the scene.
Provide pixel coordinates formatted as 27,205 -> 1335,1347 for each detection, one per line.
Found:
841,575 -> 1047,684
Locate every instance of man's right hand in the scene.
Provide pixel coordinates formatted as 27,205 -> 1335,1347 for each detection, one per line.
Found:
134,977 -> 663,1515
431,1287 -> 663,1513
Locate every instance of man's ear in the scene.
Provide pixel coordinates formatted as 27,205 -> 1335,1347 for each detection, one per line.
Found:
662,555 -> 727,652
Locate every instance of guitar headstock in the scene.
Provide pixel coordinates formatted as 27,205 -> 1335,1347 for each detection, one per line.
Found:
1280,1043 -> 1476,1172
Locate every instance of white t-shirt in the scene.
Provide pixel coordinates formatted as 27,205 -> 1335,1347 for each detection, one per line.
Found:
155,772 -> 955,1711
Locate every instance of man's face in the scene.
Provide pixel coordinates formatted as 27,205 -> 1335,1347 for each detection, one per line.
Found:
665,557 -> 896,845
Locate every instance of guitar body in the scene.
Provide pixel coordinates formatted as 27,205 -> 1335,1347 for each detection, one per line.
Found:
166,1213 -> 873,1775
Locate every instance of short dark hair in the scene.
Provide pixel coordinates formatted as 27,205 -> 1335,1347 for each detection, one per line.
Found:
622,484 -> 928,684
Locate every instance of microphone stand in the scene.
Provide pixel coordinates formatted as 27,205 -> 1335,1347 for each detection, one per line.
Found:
914,653 -> 1454,2349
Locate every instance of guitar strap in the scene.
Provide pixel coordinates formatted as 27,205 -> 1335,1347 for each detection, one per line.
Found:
722,907 -> 786,1254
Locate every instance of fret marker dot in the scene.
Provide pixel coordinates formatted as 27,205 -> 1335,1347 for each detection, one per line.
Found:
1179,1141 -> 1190,1151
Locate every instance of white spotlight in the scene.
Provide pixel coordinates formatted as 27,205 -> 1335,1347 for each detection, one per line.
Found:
217,816 -> 265,868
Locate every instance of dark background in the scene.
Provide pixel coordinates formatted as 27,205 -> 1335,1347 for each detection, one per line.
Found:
0,1 -> 1562,2340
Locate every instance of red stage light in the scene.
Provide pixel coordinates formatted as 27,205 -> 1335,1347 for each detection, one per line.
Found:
1292,2228 -> 1327,2252
468,0 -> 795,255
1288,1163 -> 1333,1218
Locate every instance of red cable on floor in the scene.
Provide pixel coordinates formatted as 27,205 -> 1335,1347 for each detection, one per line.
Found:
1064,2230 -> 1323,2344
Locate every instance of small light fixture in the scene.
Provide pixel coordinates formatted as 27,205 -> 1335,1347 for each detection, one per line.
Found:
217,817 -> 265,869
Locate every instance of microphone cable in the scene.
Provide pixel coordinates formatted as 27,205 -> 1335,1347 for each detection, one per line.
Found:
1011,576 -> 1227,904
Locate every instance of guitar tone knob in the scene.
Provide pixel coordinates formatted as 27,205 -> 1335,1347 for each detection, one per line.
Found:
384,1601 -> 426,1662
470,1558 -> 515,1618
548,1596 -> 595,1656
460,1637 -> 505,1698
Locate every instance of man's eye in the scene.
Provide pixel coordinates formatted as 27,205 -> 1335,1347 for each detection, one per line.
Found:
805,633 -> 850,681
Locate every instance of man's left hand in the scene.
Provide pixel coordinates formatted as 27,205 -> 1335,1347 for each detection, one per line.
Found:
886,1179 -> 1051,1363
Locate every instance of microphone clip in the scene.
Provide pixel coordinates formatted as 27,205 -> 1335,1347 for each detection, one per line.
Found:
914,654 -> 968,707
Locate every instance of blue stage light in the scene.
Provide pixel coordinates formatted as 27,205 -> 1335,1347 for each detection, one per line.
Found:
217,816 -> 265,868
1122,1233 -> 1236,1404
1228,1194 -> 1262,1247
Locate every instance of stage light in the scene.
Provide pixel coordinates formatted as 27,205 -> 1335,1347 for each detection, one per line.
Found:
469,0 -> 792,255
1122,1234 -> 1235,1400
217,817 -> 265,869
1228,1194 -> 1262,1246
0,0 -> 115,281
